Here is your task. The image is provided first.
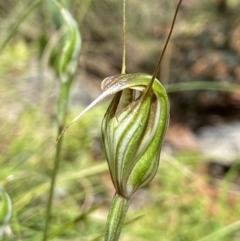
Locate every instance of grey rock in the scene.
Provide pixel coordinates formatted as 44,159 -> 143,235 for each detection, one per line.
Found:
197,121 -> 240,165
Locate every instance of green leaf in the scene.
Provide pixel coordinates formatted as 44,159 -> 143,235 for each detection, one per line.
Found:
0,187 -> 13,239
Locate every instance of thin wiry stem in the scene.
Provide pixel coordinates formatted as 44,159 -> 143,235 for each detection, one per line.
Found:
42,130 -> 64,241
42,83 -> 71,241
147,0 -> 183,92
121,0 -> 126,74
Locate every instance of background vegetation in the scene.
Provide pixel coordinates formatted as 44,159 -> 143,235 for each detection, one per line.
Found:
1,0 -> 240,240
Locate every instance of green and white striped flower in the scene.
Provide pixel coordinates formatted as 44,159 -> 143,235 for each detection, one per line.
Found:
101,73 -> 169,199
60,73 -> 169,197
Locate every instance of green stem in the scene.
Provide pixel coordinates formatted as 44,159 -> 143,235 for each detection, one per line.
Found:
105,193 -> 130,241
121,0 -> 126,75
57,82 -> 72,128
42,83 -> 71,241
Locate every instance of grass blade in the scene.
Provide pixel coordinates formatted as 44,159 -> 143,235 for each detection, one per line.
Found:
166,81 -> 240,93
0,0 -> 42,53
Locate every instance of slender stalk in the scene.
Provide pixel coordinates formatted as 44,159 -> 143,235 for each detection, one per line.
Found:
42,83 -> 71,241
121,0 -> 126,75
146,0 -> 183,92
105,194 -> 130,241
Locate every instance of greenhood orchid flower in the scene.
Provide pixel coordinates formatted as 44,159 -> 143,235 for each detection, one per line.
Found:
101,73 -> 169,241
59,73 -> 169,198
101,73 -> 169,199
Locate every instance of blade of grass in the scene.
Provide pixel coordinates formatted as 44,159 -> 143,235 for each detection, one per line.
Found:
197,220 -> 240,241
166,81 -> 240,93
13,163 -> 107,212
0,0 -> 42,53
47,205 -> 101,239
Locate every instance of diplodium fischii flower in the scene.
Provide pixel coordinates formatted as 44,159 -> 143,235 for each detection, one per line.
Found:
101,73 -> 169,198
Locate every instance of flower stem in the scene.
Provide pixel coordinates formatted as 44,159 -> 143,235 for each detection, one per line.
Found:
147,0 -> 183,92
42,83 -> 71,241
121,0 -> 126,75
105,193 -> 130,241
